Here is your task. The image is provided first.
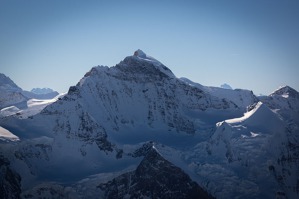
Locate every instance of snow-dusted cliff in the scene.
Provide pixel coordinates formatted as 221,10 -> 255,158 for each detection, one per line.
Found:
0,73 -> 28,110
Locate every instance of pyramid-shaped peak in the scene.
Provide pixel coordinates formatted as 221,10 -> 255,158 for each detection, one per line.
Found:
120,49 -> 176,78
270,85 -> 299,98
133,49 -> 147,58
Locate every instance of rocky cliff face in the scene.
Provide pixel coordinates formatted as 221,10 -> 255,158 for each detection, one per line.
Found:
99,147 -> 213,199
0,155 -> 21,199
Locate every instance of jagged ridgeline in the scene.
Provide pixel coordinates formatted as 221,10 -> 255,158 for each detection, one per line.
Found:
0,50 -> 298,198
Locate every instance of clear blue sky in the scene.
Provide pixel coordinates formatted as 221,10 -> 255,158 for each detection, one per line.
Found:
1,0 -> 298,95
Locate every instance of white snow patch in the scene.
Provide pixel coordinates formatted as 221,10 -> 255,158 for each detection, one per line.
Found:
225,101 -> 284,133
0,106 -> 20,117
0,126 -> 19,141
216,121 -> 225,127
225,102 -> 263,124
281,94 -> 289,98
250,132 -> 259,137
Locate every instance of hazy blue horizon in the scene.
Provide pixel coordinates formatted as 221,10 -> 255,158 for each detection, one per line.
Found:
1,0 -> 298,95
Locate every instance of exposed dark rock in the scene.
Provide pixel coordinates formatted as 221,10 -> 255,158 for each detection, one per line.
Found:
129,141 -> 154,158
98,148 -> 214,199
0,155 -> 21,199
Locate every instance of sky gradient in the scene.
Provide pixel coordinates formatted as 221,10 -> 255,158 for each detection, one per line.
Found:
1,0 -> 298,95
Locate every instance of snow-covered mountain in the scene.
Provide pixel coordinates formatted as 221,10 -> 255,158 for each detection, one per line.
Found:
259,85 -> 299,124
0,73 -> 28,109
180,77 -> 258,109
220,83 -> 233,90
22,90 -> 59,100
0,50 -> 298,199
31,88 -> 56,95
0,73 -> 60,119
191,101 -> 295,198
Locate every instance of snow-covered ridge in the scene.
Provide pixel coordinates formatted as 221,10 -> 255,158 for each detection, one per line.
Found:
225,102 -> 264,124
225,101 -> 284,133
180,77 -> 258,109
259,85 -> 299,113
226,101 -> 273,123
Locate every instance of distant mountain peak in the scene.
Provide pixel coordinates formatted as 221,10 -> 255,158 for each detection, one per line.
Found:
30,88 -> 55,95
131,49 -> 159,63
270,85 -> 299,98
133,49 -> 147,58
220,83 -> 233,90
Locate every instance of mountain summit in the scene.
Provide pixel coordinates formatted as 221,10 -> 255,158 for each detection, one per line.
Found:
270,85 -> 299,99
119,49 -> 176,78
133,49 -> 147,58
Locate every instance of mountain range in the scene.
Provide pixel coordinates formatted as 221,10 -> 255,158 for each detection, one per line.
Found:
0,49 -> 298,198
0,73 -> 59,109
0,73 -> 61,119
